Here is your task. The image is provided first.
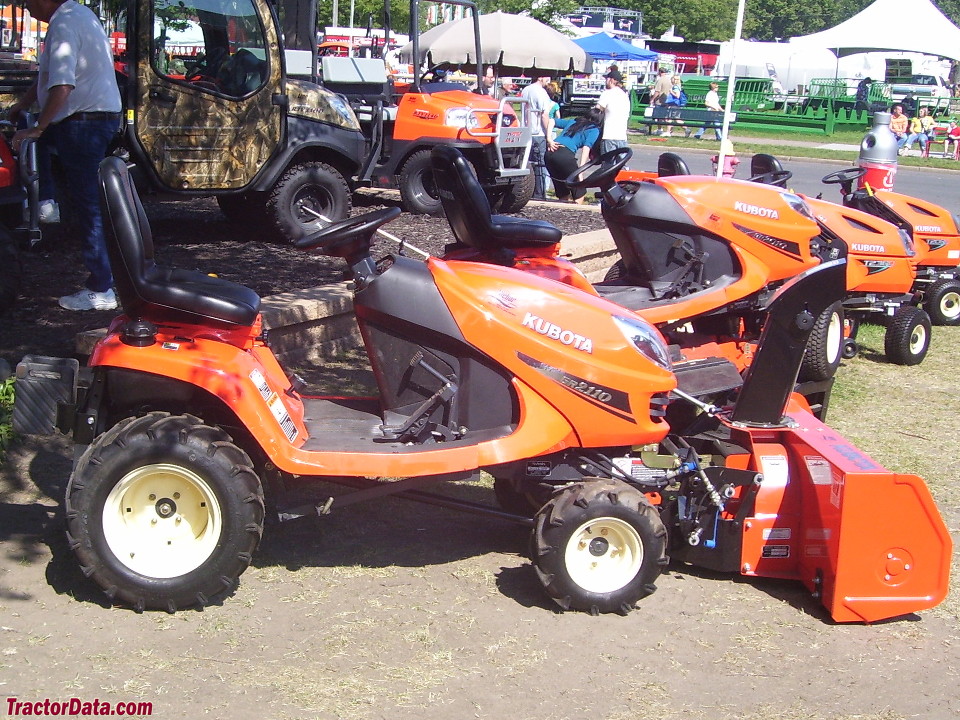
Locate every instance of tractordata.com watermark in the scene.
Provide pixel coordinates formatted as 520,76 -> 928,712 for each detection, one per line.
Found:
6,697 -> 153,717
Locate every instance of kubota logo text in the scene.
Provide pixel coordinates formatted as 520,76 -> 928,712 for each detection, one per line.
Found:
851,243 -> 886,253
916,225 -> 942,232
522,313 -> 593,353
734,201 -> 779,219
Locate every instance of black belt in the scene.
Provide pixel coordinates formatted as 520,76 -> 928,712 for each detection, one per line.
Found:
61,111 -> 121,123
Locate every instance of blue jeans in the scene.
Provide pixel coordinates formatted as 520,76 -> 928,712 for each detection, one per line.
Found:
530,136 -> 547,199
46,117 -> 118,293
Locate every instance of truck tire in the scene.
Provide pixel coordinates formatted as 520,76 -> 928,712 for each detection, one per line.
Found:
799,301 -> 844,381
531,479 -> 667,615
924,278 -> 960,326
884,306 -> 932,366
66,412 -> 264,611
399,149 -> 443,216
267,162 -> 352,242
487,170 -> 535,213
0,224 -> 19,313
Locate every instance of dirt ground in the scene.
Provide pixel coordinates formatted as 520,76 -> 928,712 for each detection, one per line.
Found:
0,197 -> 957,720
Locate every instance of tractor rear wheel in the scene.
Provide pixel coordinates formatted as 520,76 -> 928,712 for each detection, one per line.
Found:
66,412 -> 264,611
267,162 -> 352,243
603,259 -> 627,283
399,149 -> 443,216
531,479 -> 667,615
800,301 -> 844,381
925,278 -> 960,325
884,306 -> 932,366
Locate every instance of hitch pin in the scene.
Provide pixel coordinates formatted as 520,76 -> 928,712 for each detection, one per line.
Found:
671,388 -> 719,416
305,209 -> 431,259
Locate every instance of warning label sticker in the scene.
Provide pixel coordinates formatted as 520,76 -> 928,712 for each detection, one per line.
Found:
804,455 -> 832,485
763,528 -> 792,541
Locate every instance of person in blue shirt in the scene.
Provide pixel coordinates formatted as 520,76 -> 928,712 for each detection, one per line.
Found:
545,108 -> 603,203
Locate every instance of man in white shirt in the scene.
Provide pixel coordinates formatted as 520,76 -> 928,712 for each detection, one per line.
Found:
521,76 -> 554,200
12,0 -> 122,311
596,68 -> 630,155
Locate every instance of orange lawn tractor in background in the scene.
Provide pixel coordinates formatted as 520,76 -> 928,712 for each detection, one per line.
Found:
10,148 -> 951,622
819,165 -> 960,326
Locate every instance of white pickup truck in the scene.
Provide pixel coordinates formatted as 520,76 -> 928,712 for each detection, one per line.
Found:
890,74 -> 951,100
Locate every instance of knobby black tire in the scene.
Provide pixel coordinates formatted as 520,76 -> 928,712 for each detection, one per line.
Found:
267,161 -> 352,243
531,479 -> 667,615
603,259 -> 626,283
884,306 -> 932,366
65,412 -> 264,611
799,301 -> 844,381
924,278 -> 960,326
489,170 -> 535,214
399,149 -> 443,216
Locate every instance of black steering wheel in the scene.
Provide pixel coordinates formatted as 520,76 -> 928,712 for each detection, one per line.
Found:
295,207 -> 401,257
748,169 -> 793,186
564,147 -> 633,191
822,167 -> 866,185
419,64 -> 451,85
184,47 -> 226,82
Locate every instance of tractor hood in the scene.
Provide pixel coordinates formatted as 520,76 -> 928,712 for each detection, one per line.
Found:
285,78 -> 361,131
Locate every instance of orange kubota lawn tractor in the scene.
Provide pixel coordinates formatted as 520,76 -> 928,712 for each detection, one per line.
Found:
12,147 -> 951,622
819,165 -> 960,326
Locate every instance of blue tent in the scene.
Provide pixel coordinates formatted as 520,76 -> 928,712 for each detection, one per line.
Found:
572,33 -> 658,62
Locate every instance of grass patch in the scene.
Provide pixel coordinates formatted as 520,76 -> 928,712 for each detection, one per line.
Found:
0,375 -> 14,460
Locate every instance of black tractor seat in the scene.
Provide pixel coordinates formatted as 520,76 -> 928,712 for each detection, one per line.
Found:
98,155 -> 261,327
431,145 -> 561,251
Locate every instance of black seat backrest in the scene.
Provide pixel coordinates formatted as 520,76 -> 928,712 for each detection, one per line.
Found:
430,145 -> 562,250
751,153 -> 784,177
98,156 -> 261,326
658,152 -> 691,177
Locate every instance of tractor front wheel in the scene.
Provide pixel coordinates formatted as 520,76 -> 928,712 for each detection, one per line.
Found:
531,479 -> 667,615
399,149 -> 443,216
925,278 -> 960,326
884,306 -> 932,366
267,162 -> 352,243
800,301 -> 844,381
66,412 -> 264,611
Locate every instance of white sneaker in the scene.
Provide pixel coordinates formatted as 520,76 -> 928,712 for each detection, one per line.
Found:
58,288 -> 118,311
39,200 -> 60,224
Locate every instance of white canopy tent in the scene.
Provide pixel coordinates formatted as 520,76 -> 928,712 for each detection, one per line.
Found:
789,0 -> 960,61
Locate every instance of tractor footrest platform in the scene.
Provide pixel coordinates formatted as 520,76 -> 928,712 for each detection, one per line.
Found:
13,355 -> 79,436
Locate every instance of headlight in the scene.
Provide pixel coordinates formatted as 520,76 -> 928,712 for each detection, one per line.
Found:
780,192 -> 815,222
898,228 -> 916,256
327,93 -> 361,130
445,107 -> 480,129
951,212 -> 960,235
612,315 -> 672,369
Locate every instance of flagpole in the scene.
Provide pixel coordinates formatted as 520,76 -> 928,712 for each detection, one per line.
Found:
717,0 -> 747,178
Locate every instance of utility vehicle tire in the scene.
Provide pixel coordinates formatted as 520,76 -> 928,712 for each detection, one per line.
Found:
884,306 -> 932,366
399,149 -> 443,216
799,301 -> 844,381
65,412 -> 265,611
488,170 -> 535,213
0,224 -> 20,313
531,479 -> 667,615
267,162 -> 352,243
924,278 -> 960,326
